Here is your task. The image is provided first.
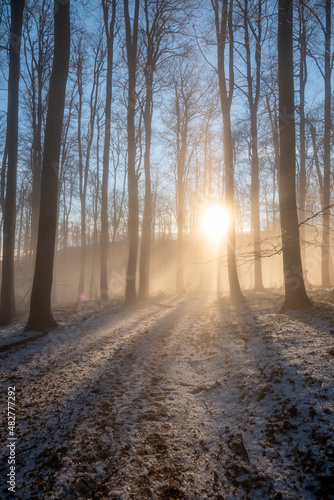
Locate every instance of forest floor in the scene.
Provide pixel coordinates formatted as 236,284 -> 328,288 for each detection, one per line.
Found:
0,289 -> 334,499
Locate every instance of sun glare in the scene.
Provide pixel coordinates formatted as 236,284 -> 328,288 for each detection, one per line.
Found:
201,204 -> 229,242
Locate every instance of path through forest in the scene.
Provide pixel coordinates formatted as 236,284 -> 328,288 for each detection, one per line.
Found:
1,291 -> 334,499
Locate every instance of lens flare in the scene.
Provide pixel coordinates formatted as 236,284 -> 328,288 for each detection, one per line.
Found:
201,204 -> 229,242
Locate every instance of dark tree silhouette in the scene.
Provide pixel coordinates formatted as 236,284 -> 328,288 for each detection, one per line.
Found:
278,0 -> 311,312
211,0 -> 244,302
297,0 -> 307,266
100,0 -> 116,301
124,0 -> 140,304
22,1 -> 53,257
321,0 -> 331,287
25,0 -> 70,331
242,0 -> 264,290
76,36 -> 103,302
0,0 -> 25,326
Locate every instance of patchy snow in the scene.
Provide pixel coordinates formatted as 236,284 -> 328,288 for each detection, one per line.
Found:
0,290 -> 334,499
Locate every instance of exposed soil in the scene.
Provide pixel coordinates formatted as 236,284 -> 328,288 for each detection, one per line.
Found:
0,291 -> 334,499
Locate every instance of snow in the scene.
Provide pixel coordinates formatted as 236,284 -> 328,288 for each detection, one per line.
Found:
0,290 -> 334,499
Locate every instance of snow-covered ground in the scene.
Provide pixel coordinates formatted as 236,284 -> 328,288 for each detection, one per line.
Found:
0,290 -> 334,499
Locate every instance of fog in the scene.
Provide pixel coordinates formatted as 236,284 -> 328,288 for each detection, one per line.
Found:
11,226 -> 329,313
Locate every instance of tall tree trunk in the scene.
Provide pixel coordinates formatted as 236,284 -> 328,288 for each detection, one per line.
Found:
176,172 -> 185,293
278,0 -> 311,312
30,37 -> 43,257
0,0 -> 25,325
124,0 -> 140,304
250,113 -> 263,289
266,94 -> 279,231
100,0 -> 116,300
213,0 -> 244,302
80,45 -> 101,301
0,136 -> 8,215
25,0 -> 70,331
90,114 -> 101,299
223,108 -> 243,300
77,63 -> 86,300
307,118 -> 323,196
175,87 -> 187,294
16,187 -> 24,261
138,72 -> 153,299
244,0 -> 264,290
78,195 -> 86,299
321,0 -> 331,287
298,0 -> 307,269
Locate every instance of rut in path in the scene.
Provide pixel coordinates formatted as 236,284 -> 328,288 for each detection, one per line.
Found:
2,292 -> 332,499
49,295 -> 213,499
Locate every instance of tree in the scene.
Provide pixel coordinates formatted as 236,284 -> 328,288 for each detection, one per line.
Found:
242,0 -> 264,289
161,60 -> 204,293
172,64 -> 201,293
138,0 -> 181,299
100,0 -> 117,300
211,0 -> 244,302
321,0 -> 331,286
297,0 -> 308,259
0,0 -> 25,326
262,54 -> 280,233
22,0 -> 53,256
25,0 -> 70,331
76,35 -> 103,301
89,111 -> 102,298
124,0 -> 140,304
278,0 -> 311,312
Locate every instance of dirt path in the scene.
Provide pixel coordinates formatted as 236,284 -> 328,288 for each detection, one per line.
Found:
0,294 -> 215,499
1,292 -> 334,499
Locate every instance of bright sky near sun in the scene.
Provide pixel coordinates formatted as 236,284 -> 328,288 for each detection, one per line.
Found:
201,203 -> 229,242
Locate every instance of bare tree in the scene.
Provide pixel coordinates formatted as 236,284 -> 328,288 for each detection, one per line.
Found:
22,0 -> 52,256
89,111 -> 102,298
297,0 -> 307,242
0,0 -> 25,325
211,0 -> 244,302
278,0 -> 311,312
25,0 -> 70,331
110,129 -> 127,243
138,0 -> 181,299
76,35 -> 104,301
173,65 -> 202,292
101,0 -> 117,300
124,0 -> 140,304
321,0 -> 331,286
241,0 -> 264,289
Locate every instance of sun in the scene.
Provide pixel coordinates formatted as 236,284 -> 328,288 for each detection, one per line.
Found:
201,203 -> 229,242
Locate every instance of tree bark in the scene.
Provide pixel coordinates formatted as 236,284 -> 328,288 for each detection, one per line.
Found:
213,0 -> 244,302
90,114 -> 101,299
138,71 -> 153,299
244,0 -> 264,289
124,0 -> 140,304
176,88 -> 186,293
298,0 -> 307,271
223,108 -> 243,300
100,0 -> 116,300
76,52 -> 85,300
321,0 -> 331,287
0,0 -> 25,325
29,9 -> 46,257
250,114 -> 263,289
266,94 -> 279,231
77,40 -> 101,301
278,0 -> 311,312
25,0 -> 70,331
